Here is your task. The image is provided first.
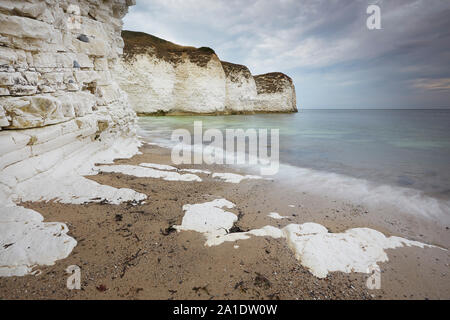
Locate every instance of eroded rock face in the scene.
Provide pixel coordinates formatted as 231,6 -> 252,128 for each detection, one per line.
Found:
221,61 -> 257,113
114,31 -> 226,114
0,0 -> 137,171
0,0 -> 138,276
115,30 -> 298,114
254,73 -> 297,113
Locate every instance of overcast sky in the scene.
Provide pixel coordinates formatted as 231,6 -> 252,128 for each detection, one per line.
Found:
123,0 -> 450,109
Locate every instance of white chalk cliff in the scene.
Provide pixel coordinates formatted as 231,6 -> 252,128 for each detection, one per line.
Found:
0,0 -> 142,276
114,31 -> 298,114
221,61 -> 257,113
254,73 -> 297,113
113,31 -> 227,114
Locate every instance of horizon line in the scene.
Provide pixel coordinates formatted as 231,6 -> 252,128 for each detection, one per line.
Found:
300,107 -> 450,110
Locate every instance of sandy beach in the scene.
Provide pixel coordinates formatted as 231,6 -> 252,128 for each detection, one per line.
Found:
1,0 -> 450,306
1,144 -> 448,300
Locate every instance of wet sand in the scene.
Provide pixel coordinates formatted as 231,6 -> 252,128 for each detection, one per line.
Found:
0,144 -> 448,300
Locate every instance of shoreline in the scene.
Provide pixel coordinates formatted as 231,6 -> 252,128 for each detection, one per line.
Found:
136,110 -> 299,117
138,132 -> 450,247
1,144 -> 448,300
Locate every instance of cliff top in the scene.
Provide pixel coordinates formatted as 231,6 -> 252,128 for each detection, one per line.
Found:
220,61 -> 252,81
122,30 -> 216,67
254,72 -> 294,94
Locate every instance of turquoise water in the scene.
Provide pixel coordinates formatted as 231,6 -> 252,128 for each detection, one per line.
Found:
138,110 -> 450,200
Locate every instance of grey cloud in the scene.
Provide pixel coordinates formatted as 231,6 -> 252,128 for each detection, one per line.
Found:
124,0 -> 450,108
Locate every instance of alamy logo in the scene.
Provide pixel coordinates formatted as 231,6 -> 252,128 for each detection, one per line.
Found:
171,121 -> 280,175
367,5 -> 381,30
366,265 -> 381,290
67,4 -> 81,31
66,265 -> 81,290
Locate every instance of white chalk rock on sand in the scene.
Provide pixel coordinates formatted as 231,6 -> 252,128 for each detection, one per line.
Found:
139,163 -> 212,175
139,162 -> 178,171
175,199 -> 237,235
180,168 -> 212,175
268,212 -> 288,220
98,164 -> 202,182
212,172 -> 263,183
281,223 -> 435,278
0,205 -> 77,277
0,0 -> 140,276
175,199 -> 438,278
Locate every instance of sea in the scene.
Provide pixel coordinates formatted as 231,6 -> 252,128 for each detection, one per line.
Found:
138,109 -> 450,221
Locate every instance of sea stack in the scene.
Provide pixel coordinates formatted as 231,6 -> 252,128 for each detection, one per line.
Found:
115,30 -> 298,114
254,73 -> 297,113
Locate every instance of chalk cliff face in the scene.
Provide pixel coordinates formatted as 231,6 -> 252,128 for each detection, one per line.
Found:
114,31 -> 226,114
253,73 -> 297,113
221,61 -> 257,114
0,0 -> 139,276
115,31 -> 297,114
